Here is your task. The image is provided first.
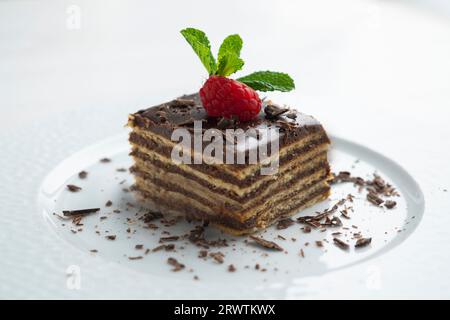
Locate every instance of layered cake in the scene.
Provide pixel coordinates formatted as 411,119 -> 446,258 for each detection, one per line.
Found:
127,28 -> 331,234
128,94 -> 331,235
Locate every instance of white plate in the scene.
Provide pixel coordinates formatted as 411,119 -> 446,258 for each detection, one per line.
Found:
37,134 -> 424,284
3,0 -> 450,299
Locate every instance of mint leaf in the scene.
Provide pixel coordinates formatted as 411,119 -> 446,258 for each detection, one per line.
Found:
180,28 -> 217,75
217,54 -> 244,77
237,71 -> 295,92
218,34 -> 243,59
216,34 -> 244,76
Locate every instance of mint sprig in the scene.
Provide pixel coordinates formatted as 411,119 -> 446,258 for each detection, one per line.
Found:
180,28 -> 217,75
216,34 -> 244,76
180,28 -> 295,92
237,71 -> 295,92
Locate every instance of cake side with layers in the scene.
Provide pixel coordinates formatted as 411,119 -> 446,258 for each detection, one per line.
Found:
128,94 -> 331,235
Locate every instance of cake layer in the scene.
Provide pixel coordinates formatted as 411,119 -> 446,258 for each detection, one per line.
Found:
130,152 -> 329,207
129,126 -> 329,178
129,128 -> 329,180
220,191 -> 330,235
133,182 -> 330,235
129,143 -> 329,195
132,165 -> 329,221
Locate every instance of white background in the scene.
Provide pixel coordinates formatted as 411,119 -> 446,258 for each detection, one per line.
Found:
1,0 -> 450,299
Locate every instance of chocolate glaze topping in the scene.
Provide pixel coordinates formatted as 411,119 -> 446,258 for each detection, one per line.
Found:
131,93 -> 328,151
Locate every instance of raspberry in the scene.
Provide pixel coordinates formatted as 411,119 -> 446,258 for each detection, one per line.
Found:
199,76 -> 262,122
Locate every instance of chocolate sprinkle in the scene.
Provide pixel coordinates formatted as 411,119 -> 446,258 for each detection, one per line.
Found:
140,210 -> 163,223
249,236 -> 284,251
299,249 -> 305,258
198,250 -> 208,258
159,236 -> 180,243
276,218 -> 295,230
367,192 -> 384,206
152,244 -> 175,252
62,208 -> 100,216
264,103 -> 289,119
209,252 -> 225,264
355,237 -> 372,248
333,238 -> 349,250
78,171 -> 88,179
167,257 -> 185,271
66,184 -> 82,192
384,200 -> 397,209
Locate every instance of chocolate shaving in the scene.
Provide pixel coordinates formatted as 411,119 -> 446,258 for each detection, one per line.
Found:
249,236 -> 284,251
264,103 -> 289,119
105,235 -> 116,240
78,171 -> 88,179
355,237 -> 372,248
159,236 -> 180,243
340,209 -> 350,219
135,244 -> 144,250
367,192 -> 384,206
198,250 -> 208,258
152,244 -> 175,252
105,200 -> 112,207
285,112 -> 297,120
276,218 -> 294,230
71,215 -> 83,226
167,257 -> 185,272
384,200 -> 397,209
209,252 -> 225,264
100,158 -> 111,163
187,226 -> 227,248
128,256 -> 143,260
331,171 -> 365,186
332,171 -> 399,210
331,216 -> 343,227
228,264 -> 236,272
62,208 -> 100,216
299,249 -> 305,258
297,199 -> 347,228
367,174 -> 399,197
66,184 -> 82,192
333,238 -> 349,250
140,210 -> 163,223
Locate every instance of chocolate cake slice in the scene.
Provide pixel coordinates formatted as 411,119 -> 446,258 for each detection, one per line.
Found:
128,93 -> 331,235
